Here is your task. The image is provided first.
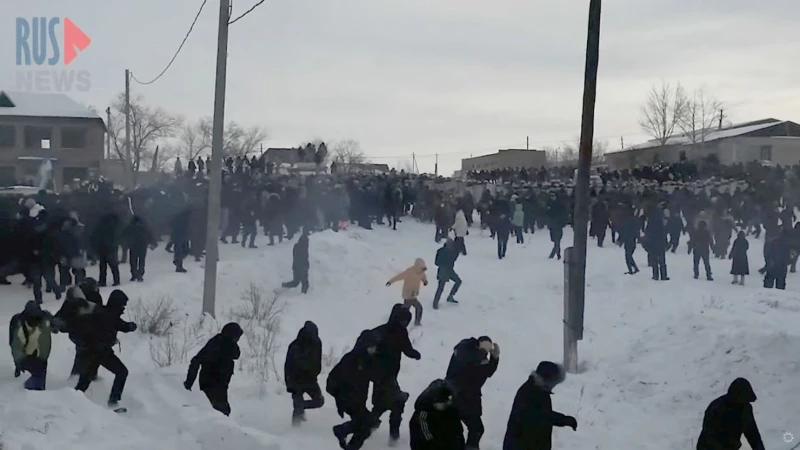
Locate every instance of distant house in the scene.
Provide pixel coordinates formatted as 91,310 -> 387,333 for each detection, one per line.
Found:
606,118 -> 800,169
461,149 -> 546,172
0,90 -> 105,187
262,147 -> 302,165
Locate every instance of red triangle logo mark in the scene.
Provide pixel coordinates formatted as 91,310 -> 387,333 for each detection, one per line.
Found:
63,18 -> 91,66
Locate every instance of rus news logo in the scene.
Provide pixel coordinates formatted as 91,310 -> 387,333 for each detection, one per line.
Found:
15,17 -> 92,92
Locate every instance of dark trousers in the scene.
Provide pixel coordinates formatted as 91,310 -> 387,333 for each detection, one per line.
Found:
433,272 -> 462,308
30,263 -> 60,303
624,243 -> 639,273
291,383 -> 325,416
456,396 -> 484,449
549,228 -> 563,259
173,239 -> 189,268
75,349 -> 128,403
513,226 -> 524,243
21,356 -> 47,390
404,298 -> 423,325
335,404 -> 373,450
203,386 -> 231,416
693,252 -> 712,279
129,245 -> 147,279
650,251 -> 668,280
497,236 -> 508,259
669,233 -> 681,252
454,236 -> 467,255
764,264 -> 788,290
98,245 -> 120,286
283,268 -> 309,294
595,229 -> 606,247
58,258 -> 86,288
371,378 -> 409,436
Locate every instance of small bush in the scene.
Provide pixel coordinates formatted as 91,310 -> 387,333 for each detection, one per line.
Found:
231,284 -> 284,395
131,297 -> 178,337
149,314 -> 211,369
322,345 -> 350,371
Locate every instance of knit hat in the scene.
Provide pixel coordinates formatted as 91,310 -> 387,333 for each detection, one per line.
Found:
535,361 -> 566,385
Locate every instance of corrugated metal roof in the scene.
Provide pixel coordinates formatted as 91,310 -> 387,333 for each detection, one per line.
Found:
627,120 -> 786,151
0,91 -> 101,120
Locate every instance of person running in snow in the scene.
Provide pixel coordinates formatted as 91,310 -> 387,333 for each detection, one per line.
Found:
282,232 -> 310,294
368,304 -> 421,445
74,289 -> 137,408
184,322 -> 243,416
503,361 -> 577,450
53,286 -> 100,378
328,330 -> 380,450
445,336 -> 499,450
285,321 -> 324,426
9,301 -> 54,391
433,239 -> 461,309
452,209 -> 468,256
386,258 -> 428,326
696,377 -> 765,450
729,230 -> 749,285
409,379 -> 465,450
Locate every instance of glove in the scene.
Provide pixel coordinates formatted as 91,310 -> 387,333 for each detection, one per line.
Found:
183,380 -> 192,391
409,350 -> 421,360
129,322 -> 138,332
385,281 -> 391,287
490,343 -> 500,358
564,415 -> 578,431
422,280 -> 428,286
14,367 -> 21,378
466,230 -> 469,235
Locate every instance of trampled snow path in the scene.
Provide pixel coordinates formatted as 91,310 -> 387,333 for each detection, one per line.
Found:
0,221 -> 798,449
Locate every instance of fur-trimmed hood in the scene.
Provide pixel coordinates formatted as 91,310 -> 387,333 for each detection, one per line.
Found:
530,361 -> 566,393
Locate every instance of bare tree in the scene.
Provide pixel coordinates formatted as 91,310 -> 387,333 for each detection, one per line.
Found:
177,120 -> 212,161
108,93 -> 182,180
331,139 -> 367,172
561,138 -> 608,165
396,159 -> 415,173
677,87 -> 723,147
592,139 -> 608,164
195,118 -> 268,158
543,146 -> 562,167
639,81 -> 687,146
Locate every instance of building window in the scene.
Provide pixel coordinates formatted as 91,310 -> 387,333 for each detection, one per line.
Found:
0,125 -> 14,148
24,126 -> 52,149
61,128 -> 87,149
760,145 -> 772,161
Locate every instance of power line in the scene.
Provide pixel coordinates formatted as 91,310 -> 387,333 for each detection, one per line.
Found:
130,0 -> 209,85
228,0 -> 267,25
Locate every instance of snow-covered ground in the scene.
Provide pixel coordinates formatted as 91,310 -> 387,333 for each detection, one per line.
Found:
0,220 -> 798,449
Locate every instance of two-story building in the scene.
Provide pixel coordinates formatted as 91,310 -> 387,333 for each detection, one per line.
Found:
0,90 -> 105,188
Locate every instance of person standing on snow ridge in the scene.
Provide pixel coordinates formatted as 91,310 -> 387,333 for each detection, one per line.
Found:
503,361 -> 577,450
285,321 -> 324,426
328,330 -> 380,450
282,232 -> 310,294
452,209 -> 468,256
386,258 -> 428,326
74,289 -> 137,408
9,301 -> 55,391
367,304 -> 421,445
696,377 -> 765,450
432,239 -> 461,309
184,322 -> 243,416
409,379 -> 465,450
445,336 -> 499,450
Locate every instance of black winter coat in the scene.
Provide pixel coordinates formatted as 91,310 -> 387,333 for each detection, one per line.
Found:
495,215 -> 512,240
186,323 -> 243,392
292,235 -> 310,274
696,378 -> 764,450
124,216 -> 155,249
327,330 -> 375,415
445,338 -> 498,416
503,373 -> 574,450
692,227 -> 713,256
729,236 -> 749,275
409,382 -> 465,450
92,213 -> 119,250
435,244 -> 458,281
284,321 -> 321,392
368,304 -> 420,382
644,209 -> 668,253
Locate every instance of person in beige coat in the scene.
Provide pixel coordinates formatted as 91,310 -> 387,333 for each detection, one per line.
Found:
386,258 -> 428,325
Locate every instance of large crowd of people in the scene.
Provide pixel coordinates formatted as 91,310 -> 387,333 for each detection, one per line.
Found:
7,154 -> 784,449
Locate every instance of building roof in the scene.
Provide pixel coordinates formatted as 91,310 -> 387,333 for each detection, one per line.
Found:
0,91 -> 101,120
462,148 -> 545,161
626,118 -> 786,151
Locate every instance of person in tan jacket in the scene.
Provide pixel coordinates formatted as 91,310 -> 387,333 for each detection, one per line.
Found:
386,258 -> 428,325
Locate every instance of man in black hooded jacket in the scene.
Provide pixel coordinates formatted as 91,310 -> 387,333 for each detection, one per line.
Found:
446,336 -> 499,450
282,233 -> 310,294
184,322 -> 243,416
696,377 -> 765,450
369,304 -> 421,444
284,321 -> 324,425
74,289 -> 137,408
328,330 -> 379,450
503,361 -> 577,450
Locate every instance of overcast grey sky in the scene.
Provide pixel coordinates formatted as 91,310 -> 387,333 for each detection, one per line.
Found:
3,0 -> 799,174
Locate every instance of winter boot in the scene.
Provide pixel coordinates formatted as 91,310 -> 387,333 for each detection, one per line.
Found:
739,277 -> 745,286
333,425 -> 348,449
732,276 -> 738,284
446,296 -> 458,304
292,411 -> 306,427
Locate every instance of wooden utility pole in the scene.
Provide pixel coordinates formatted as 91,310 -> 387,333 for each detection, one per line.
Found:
105,107 -> 111,160
718,109 -> 724,129
202,0 -> 230,317
124,69 -> 131,187
527,136 -> 529,150
565,0 -> 601,374
620,136 -> 624,150
435,153 -> 438,176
